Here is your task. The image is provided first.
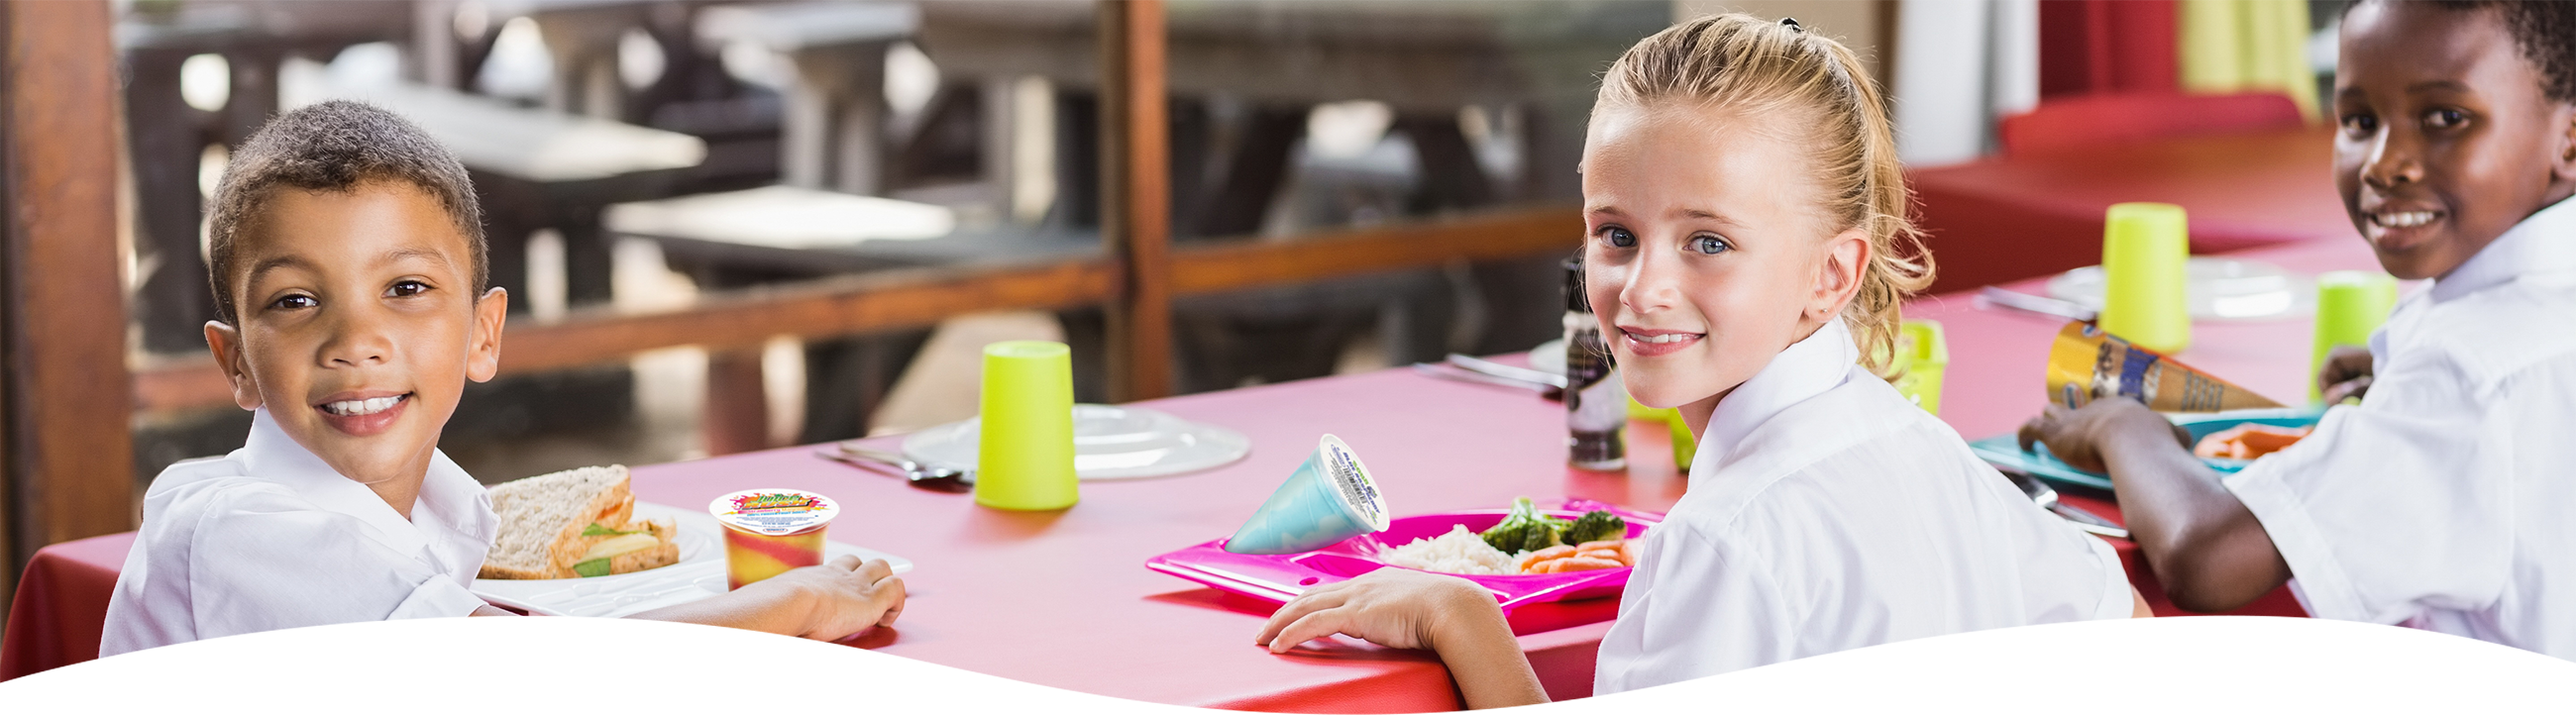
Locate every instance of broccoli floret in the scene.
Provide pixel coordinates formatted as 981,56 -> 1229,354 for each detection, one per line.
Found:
1564,510 -> 1627,545
1482,498 -> 1583,553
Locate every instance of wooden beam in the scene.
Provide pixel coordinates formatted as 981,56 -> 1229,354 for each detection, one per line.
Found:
1168,205 -> 1580,294
2,1 -> 134,571
133,207 -> 1580,415
1098,0 -> 1173,402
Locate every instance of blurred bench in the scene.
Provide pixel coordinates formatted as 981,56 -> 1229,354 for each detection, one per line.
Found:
605,185 -> 1100,453
695,2 -> 918,195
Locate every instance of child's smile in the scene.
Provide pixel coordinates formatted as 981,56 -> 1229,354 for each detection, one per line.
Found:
205,179 -> 505,515
2333,1 -> 2576,279
1579,105 -> 1868,427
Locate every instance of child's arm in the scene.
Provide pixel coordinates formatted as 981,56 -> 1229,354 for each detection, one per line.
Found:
626,556 -> 904,640
615,558 -> 907,715
2318,346 -> 2376,404
1255,568 -> 1548,709
2019,399 -> 2291,612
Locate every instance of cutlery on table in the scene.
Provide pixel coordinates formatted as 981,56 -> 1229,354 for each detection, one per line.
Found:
819,444 -> 976,493
1411,362 -> 1562,400
2000,468 -> 2130,540
1446,354 -> 1567,388
1978,286 -> 2099,322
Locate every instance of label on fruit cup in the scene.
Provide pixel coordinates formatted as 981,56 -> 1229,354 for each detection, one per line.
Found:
709,489 -> 839,536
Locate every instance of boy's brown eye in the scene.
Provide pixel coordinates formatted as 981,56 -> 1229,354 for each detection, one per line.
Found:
2340,113 -> 2378,135
387,280 -> 430,297
2423,108 -> 2466,130
272,294 -> 316,310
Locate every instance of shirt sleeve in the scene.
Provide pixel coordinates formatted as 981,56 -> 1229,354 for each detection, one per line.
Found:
2220,355 -> 2512,625
1599,524 -> 1797,688
184,486 -> 488,642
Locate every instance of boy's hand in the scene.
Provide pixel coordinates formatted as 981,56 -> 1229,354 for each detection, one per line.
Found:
774,556 -> 906,641
1256,567 -> 1491,654
2018,399 -> 2192,472
2317,346 -> 2375,404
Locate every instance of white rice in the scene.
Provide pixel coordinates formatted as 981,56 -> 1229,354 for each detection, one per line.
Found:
1380,525 -> 1519,575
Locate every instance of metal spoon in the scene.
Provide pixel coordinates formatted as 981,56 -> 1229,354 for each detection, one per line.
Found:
2000,469 -> 2130,540
819,444 -> 975,493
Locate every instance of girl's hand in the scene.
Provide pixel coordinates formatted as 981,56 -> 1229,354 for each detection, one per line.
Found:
771,556 -> 906,641
2017,399 -> 2191,472
1255,567 -> 1493,654
2317,346 -> 2374,404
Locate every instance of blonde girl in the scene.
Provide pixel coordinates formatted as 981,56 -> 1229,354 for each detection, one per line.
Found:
1253,15 -> 2146,707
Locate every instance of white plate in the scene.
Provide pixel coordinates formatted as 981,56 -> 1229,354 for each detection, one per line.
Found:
900,404 -> 1250,480
1527,339 -> 1567,377
471,502 -> 911,618
2045,257 -> 2314,322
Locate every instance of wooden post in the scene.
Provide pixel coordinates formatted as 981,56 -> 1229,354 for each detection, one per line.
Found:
1,0 -> 137,577
1098,0 -> 1173,402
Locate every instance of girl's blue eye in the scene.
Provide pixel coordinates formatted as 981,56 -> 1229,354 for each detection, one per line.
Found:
387,280 -> 430,297
272,294 -> 316,310
1690,235 -> 1731,255
1601,227 -> 1637,249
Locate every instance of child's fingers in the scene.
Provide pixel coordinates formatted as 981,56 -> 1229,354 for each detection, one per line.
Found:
872,576 -> 907,626
1255,591 -> 1348,647
853,558 -> 895,583
828,555 -> 864,571
1264,608 -> 1350,654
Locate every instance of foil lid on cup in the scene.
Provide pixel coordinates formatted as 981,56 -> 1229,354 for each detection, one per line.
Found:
708,489 -> 839,536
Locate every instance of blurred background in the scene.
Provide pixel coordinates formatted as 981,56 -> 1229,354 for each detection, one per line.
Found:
0,0 -> 2348,584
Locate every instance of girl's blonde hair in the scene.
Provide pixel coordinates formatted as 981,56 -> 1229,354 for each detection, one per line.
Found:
1596,13 -> 1934,375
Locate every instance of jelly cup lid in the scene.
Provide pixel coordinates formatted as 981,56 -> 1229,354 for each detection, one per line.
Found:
708,489 -> 839,536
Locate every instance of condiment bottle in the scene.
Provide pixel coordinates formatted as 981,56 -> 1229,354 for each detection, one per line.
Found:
1563,257 -> 1625,471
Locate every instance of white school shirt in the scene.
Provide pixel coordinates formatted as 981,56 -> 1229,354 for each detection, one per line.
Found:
2222,196 -> 2576,659
1594,320 -> 2132,692
100,409 -> 497,657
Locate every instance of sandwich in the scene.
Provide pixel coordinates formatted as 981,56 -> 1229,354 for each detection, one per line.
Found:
480,464 -> 682,579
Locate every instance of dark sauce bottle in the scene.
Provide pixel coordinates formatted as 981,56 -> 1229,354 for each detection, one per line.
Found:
1564,257 -> 1625,471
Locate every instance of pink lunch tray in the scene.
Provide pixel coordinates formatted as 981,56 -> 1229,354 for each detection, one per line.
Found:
1145,499 -> 1664,612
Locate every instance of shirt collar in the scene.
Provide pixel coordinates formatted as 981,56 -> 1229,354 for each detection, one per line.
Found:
239,409 -> 479,562
1690,319 -> 1859,474
2429,195 -> 2576,302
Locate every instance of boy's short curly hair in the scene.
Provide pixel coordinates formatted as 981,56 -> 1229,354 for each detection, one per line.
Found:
2396,1 -> 2576,105
206,100 -> 485,326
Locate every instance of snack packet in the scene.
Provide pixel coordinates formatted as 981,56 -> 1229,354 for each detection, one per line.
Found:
2045,321 -> 2282,411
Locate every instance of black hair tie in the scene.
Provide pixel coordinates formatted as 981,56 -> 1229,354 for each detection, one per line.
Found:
1780,17 -> 1804,32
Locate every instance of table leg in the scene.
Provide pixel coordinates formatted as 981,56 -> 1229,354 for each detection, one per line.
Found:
554,207 -> 616,307
124,48 -> 216,355
703,347 -> 771,456
1190,104 -> 1305,237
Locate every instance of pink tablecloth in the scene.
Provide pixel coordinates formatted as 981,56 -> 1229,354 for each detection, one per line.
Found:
3,135 -> 2380,706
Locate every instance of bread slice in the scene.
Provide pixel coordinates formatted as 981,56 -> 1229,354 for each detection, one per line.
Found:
481,465 -> 675,579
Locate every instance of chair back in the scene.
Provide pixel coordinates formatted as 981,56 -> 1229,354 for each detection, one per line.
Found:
1998,91 -> 2305,155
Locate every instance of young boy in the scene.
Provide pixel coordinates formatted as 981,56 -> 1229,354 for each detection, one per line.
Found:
100,101 -> 904,656
2021,0 -> 2576,658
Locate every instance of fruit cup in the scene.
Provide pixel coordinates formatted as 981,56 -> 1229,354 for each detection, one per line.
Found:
708,489 -> 839,590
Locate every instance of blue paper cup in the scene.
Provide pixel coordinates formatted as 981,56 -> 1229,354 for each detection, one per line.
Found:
1223,435 -> 1388,555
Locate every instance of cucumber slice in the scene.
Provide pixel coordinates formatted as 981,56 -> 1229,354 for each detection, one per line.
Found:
580,533 -> 661,562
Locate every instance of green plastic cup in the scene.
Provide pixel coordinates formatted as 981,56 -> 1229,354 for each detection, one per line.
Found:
1888,319 -> 1949,415
2098,202 -> 2192,354
2309,270 -> 2399,402
974,341 -> 1078,511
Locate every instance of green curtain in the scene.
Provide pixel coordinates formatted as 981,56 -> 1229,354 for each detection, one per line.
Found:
2179,0 -> 2317,121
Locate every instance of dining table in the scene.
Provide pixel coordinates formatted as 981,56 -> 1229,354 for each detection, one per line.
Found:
3,225 -> 2386,707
